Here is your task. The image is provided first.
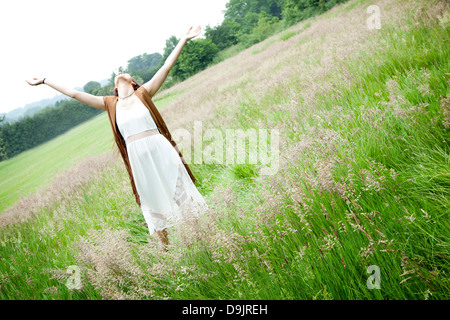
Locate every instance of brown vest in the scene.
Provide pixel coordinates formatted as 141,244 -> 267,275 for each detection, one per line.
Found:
103,86 -> 196,207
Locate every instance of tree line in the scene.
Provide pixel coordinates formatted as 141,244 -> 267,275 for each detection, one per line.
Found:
0,0 -> 348,161
0,100 -> 103,160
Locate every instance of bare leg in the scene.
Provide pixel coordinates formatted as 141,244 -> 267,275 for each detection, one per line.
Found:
156,228 -> 169,247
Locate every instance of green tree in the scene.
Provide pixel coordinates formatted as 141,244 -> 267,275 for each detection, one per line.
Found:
0,115 -> 7,160
171,39 -> 218,81
83,81 -> 101,95
240,10 -> 281,47
127,52 -> 162,83
0,99 -> 102,160
225,0 -> 283,32
282,0 -> 348,26
225,0 -> 282,23
109,71 -> 117,86
205,19 -> 241,51
160,36 -> 180,66
204,0 -> 284,50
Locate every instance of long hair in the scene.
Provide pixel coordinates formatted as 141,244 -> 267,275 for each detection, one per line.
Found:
114,77 -> 141,96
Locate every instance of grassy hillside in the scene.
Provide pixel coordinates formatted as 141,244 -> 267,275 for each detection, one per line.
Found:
0,113 -> 113,212
0,0 -> 448,300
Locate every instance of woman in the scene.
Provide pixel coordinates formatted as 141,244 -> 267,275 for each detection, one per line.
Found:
26,26 -> 208,247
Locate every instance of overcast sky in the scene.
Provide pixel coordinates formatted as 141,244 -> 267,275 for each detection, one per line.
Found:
0,0 -> 228,114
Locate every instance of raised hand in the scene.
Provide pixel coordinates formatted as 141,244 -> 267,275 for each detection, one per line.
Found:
26,78 -> 45,86
184,25 -> 202,41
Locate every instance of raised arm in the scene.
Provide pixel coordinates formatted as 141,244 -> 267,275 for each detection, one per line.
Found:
26,78 -> 106,111
143,25 -> 202,97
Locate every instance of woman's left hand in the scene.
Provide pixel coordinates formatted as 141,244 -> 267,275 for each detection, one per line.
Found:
26,78 -> 45,86
184,25 -> 202,41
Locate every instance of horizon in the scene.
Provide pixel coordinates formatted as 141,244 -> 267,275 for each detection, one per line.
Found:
1,78 -> 109,116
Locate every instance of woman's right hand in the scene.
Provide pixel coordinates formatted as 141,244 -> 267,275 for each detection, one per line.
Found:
26,78 -> 44,86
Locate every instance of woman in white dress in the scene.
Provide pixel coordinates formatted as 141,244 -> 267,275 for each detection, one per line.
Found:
26,26 -> 208,246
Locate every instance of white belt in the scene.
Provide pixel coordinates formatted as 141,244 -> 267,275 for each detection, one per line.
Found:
126,129 -> 160,145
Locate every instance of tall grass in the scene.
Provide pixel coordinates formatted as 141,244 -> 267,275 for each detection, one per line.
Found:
0,0 -> 448,300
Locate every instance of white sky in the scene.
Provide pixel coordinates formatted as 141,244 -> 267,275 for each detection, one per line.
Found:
0,0 -> 228,114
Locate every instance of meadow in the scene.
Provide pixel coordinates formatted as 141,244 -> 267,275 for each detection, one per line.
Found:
0,0 -> 448,300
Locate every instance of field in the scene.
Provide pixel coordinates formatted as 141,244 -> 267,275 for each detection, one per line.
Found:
0,0 -> 449,300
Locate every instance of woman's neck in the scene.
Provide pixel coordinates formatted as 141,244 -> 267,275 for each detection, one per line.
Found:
117,82 -> 135,99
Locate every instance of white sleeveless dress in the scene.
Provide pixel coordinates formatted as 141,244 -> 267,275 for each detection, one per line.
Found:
115,98 -> 208,235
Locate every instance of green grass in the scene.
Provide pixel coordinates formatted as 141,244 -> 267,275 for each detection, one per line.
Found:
211,43 -> 247,65
0,0 -> 448,300
0,112 -> 114,211
279,30 -> 297,41
153,89 -> 184,109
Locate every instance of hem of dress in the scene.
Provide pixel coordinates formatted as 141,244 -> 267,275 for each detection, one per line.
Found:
144,203 -> 208,236
138,149 -> 208,237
